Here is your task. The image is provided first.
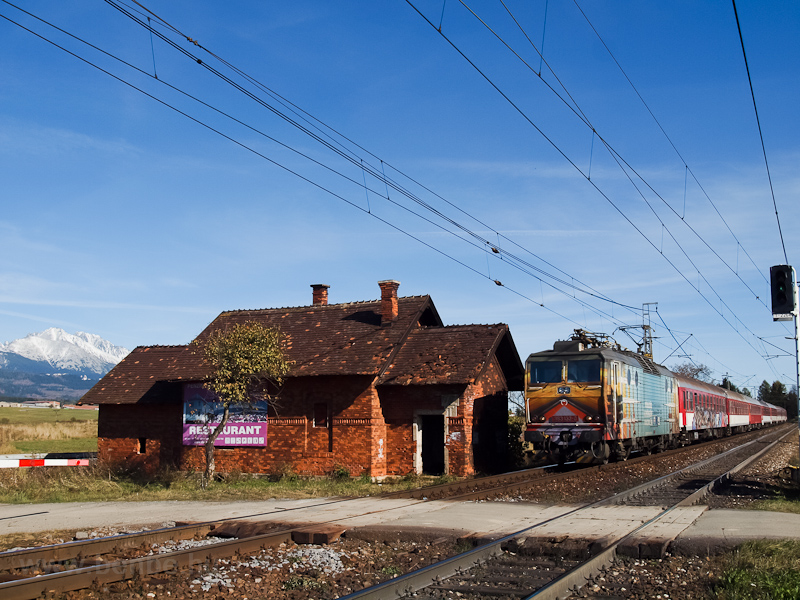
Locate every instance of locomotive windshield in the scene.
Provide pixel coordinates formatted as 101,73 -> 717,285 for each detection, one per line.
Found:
528,360 -> 562,383
567,358 -> 601,383
528,356 -> 602,384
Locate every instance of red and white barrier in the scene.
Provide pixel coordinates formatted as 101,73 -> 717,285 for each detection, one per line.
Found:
0,457 -> 91,468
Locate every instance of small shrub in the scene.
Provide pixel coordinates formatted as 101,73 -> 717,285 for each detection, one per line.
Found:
282,575 -> 325,591
268,462 -> 298,482
507,412 -> 526,469
380,565 -> 401,576
432,474 -> 456,485
329,463 -> 350,480
217,469 -> 245,483
400,472 -> 422,485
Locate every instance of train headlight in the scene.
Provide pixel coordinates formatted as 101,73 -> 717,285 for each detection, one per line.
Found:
538,415 -> 546,422
584,415 -> 594,422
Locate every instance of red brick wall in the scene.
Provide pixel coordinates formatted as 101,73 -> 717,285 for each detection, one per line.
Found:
97,403 -> 183,473
100,375 -> 392,477
377,360 -> 509,477
379,384 -> 467,476
181,375 -> 384,476
97,366 -> 508,478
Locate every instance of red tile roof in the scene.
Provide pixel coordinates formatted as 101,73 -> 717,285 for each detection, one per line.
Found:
81,294 -> 523,404
80,345 -> 205,405
196,296 -> 439,377
378,324 -> 522,387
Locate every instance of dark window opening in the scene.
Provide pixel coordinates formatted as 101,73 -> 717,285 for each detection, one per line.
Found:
313,403 -> 328,428
137,438 -> 147,454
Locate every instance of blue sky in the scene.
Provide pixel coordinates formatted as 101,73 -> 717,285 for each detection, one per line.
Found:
1,1 -> 798,394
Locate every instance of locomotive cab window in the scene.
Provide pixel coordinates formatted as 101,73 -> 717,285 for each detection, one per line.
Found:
528,360 -> 563,384
566,358 -> 601,383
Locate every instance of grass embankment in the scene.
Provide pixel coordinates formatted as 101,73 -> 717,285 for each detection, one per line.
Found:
0,464 -> 446,504
748,447 -> 800,515
0,407 -> 98,454
714,540 -> 800,599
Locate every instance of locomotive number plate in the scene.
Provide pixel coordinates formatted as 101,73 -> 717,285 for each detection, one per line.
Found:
550,415 -> 579,423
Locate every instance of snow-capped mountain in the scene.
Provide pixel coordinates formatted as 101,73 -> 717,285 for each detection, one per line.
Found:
0,328 -> 129,379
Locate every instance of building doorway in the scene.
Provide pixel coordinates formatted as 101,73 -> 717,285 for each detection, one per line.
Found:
419,414 -> 445,475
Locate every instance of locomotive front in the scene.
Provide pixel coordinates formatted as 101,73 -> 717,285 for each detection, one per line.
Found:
524,337 -> 610,463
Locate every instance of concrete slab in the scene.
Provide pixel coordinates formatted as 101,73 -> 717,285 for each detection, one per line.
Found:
371,501 -> 577,537
620,506 -> 708,558
673,509 -> 800,555
1,498 -> 799,556
507,505 -> 664,558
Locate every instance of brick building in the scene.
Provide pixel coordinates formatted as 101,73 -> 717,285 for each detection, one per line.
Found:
81,281 -> 524,478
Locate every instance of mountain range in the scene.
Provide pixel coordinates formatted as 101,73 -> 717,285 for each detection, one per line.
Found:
0,328 -> 130,401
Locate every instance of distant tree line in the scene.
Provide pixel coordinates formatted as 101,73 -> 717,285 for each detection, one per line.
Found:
757,380 -> 798,420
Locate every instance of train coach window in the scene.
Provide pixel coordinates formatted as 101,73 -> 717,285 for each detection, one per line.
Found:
567,359 -> 601,383
529,360 -> 563,383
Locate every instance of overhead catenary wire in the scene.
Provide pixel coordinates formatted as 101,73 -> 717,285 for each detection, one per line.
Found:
453,0 -> 780,318
404,0 -> 792,374
112,0 -> 647,329
114,0 -> 636,317
0,6 -> 713,380
100,0 -> 643,318
152,0 -> 793,387
572,0 -> 771,288
731,0 -> 788,265
0,0 -> 624,334
2,2 -> 786,390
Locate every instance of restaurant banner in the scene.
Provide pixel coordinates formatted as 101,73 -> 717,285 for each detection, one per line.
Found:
182,383 -> 268,447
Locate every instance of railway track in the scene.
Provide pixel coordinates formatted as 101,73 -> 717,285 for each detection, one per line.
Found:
0,424 -> 791,599
334,425 -> 794,600
384,425 -> 784,502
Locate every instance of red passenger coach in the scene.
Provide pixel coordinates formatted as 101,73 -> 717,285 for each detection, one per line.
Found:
677,375 -> 786,439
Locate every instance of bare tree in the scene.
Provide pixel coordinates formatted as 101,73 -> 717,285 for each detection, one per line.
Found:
670,362 -> 712,382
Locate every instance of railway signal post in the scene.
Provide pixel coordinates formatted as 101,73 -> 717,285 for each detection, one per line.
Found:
770,264 -> 800,482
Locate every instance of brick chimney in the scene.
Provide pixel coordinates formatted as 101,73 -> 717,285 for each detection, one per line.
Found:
378,280 -> 400,324
311,284 -> 330,306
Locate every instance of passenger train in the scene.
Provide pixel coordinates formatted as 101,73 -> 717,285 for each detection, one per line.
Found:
524,330 -> 787,463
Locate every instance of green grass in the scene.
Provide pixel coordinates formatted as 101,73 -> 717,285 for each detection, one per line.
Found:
0,407 -> 98,425
12,437 -> 98,454
0,464 -> 445,504
714,540 -> 800,599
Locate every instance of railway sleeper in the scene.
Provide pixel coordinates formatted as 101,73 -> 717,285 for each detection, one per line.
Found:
504,536 -> 599,561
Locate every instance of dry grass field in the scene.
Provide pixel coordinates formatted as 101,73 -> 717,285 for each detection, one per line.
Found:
0,407 -> 98,454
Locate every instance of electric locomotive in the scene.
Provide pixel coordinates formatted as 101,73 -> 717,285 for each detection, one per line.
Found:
524,329 -> 786,463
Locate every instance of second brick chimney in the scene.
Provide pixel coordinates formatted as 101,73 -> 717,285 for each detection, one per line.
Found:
378,280 -> 400,324
311,284 -> 330,306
